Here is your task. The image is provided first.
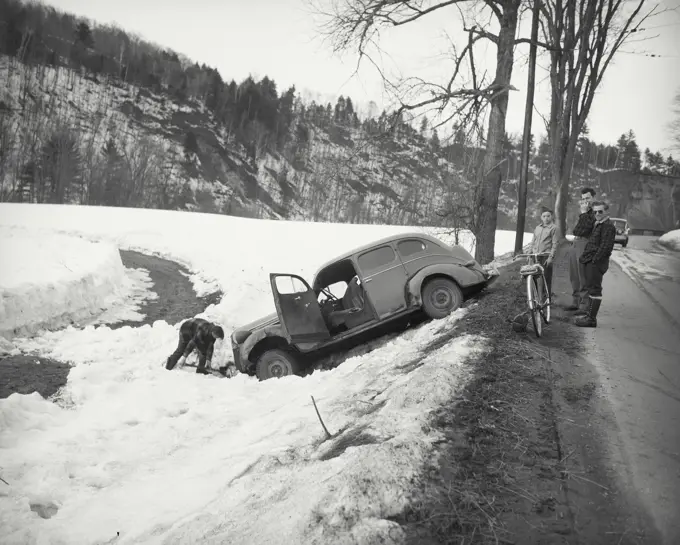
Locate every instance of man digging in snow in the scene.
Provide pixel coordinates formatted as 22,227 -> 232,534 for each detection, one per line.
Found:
574,201 -> 617,328
166,318 -> 235,376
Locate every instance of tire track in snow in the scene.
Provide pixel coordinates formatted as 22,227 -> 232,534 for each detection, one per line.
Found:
0,250 -> 222,400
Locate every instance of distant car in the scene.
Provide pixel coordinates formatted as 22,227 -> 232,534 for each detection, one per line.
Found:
610,217 -> 630,247
230,232 -> 500,380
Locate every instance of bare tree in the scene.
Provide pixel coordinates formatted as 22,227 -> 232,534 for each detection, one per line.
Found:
539,0 -> 661,237
311,0 -> 525,264
437,142 -> 482,244
37,126 -> 83,204
121,134 -> 156,206
670,87 -> 680,155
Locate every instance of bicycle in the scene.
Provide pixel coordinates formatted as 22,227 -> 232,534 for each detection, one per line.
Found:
514,252 -> 551,337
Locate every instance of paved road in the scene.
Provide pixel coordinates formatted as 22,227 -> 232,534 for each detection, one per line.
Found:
577,236 -> 680,544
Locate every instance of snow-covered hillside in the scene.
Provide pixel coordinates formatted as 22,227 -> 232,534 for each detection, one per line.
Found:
0,56 -> 474,226
0,203 -> 526,544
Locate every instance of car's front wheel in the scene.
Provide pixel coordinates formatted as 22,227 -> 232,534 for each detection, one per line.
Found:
256,349 -> 300,381
421,277 -> 464,319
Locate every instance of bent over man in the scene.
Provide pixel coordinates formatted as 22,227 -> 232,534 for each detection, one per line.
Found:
166,318 -> 225,374
575,201 -> 617,328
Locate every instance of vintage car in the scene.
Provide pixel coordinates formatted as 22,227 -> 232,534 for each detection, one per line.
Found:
230,232 -> 500,380
610,217 -> 630,247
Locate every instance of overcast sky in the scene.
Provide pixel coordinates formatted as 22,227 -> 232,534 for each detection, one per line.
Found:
46,0 -> 680,154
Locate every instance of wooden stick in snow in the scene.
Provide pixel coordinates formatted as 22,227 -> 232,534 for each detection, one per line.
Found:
311,395 -> 332,440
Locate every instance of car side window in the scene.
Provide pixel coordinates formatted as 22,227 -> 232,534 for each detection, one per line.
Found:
357,245 -> 397,273
397,239 -> 427,258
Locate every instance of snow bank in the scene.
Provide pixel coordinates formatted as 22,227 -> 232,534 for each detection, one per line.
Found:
0,226 -> 132,339
658,229 -> 680,251
0,204 -> 531,337
0,308 -> 483,544
0,203 -> 514,544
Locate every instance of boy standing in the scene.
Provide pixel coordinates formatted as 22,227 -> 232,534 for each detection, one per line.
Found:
530,208 -> 558,296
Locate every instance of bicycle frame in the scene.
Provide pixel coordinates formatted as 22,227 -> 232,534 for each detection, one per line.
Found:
516,253 -> 548,304
514,252 -> 551,335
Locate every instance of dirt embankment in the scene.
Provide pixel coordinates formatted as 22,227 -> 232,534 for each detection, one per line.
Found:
0,250 -> 222,400
395,242 -> 661,545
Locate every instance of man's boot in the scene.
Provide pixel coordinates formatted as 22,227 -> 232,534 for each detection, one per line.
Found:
564,295 -> 580,311
575,298 -> 601,328
573,296 -> 589,316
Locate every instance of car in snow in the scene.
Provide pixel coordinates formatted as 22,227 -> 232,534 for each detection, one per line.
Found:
230,232 -> 500,380
610,217 -> 630,247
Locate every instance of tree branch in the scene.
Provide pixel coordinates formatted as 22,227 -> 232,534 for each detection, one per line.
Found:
465,24 -> 500,44
514,37 -> 563,51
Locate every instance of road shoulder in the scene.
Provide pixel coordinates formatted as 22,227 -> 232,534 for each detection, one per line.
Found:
395,242 -> 661,544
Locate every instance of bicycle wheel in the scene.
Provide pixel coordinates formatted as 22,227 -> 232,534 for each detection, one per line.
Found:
539,273 -> 551,324
527,275 -> 542,337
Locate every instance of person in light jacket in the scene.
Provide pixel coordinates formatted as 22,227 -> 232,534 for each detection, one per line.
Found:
530,208 -> 559,296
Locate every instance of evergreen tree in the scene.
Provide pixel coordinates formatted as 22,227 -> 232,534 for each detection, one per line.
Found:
101,137 -> 124,206
74,22 -> 94,48
430,129 -> 440,150
615,130 -> 641,172
183,131 -> 199,160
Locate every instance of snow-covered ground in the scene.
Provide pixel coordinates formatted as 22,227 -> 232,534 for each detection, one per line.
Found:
0,226 -> 156,339
658,229 -> 680,251
0,203 -> 526,545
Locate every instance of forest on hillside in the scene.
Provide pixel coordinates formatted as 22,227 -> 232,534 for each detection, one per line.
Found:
1,0 -> 678,222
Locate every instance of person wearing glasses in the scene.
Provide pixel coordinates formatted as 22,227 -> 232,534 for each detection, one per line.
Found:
575,201 -> 617,328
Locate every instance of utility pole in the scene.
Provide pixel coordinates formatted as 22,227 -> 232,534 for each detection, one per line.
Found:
514,0 -> 541,255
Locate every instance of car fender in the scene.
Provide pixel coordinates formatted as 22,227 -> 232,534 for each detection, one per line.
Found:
240,324 -> 288,363
406,263 -> 485,305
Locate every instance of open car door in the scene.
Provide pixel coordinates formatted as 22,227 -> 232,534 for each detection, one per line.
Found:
270,273 -> 331,343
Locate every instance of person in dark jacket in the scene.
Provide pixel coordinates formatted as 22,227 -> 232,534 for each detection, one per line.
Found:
566,187 -> 597,312
166,318 -> 225,374
574,201 -> 617,328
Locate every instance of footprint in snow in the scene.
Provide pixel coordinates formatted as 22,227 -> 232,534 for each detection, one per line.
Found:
29,499 -> 60,519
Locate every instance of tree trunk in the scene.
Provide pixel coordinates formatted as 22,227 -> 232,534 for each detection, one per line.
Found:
473,2 -> 520,264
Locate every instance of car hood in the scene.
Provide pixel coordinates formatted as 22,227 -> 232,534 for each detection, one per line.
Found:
237,311 -> 280,333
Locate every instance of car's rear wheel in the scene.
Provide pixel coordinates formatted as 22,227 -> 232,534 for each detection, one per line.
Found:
421,277 -> 464,319
256,349 -> 300,381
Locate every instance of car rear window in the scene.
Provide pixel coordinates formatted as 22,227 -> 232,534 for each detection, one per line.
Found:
397,239 -> 427,257
358,245 -> 397,272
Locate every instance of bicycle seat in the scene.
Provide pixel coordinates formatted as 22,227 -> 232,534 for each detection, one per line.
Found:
520,264 -> 543,276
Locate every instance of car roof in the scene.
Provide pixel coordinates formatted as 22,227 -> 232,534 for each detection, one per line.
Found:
313,231 -> 446,275
610,217 -> 627,222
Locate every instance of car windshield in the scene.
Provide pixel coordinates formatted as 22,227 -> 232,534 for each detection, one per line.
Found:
612,220 -> 626,229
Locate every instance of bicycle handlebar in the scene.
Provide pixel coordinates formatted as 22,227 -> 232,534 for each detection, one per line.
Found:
514,252 -> 550,259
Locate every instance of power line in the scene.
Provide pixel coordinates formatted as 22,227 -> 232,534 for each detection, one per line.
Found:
618,50 -> 680,58
630,22 -> 680,31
